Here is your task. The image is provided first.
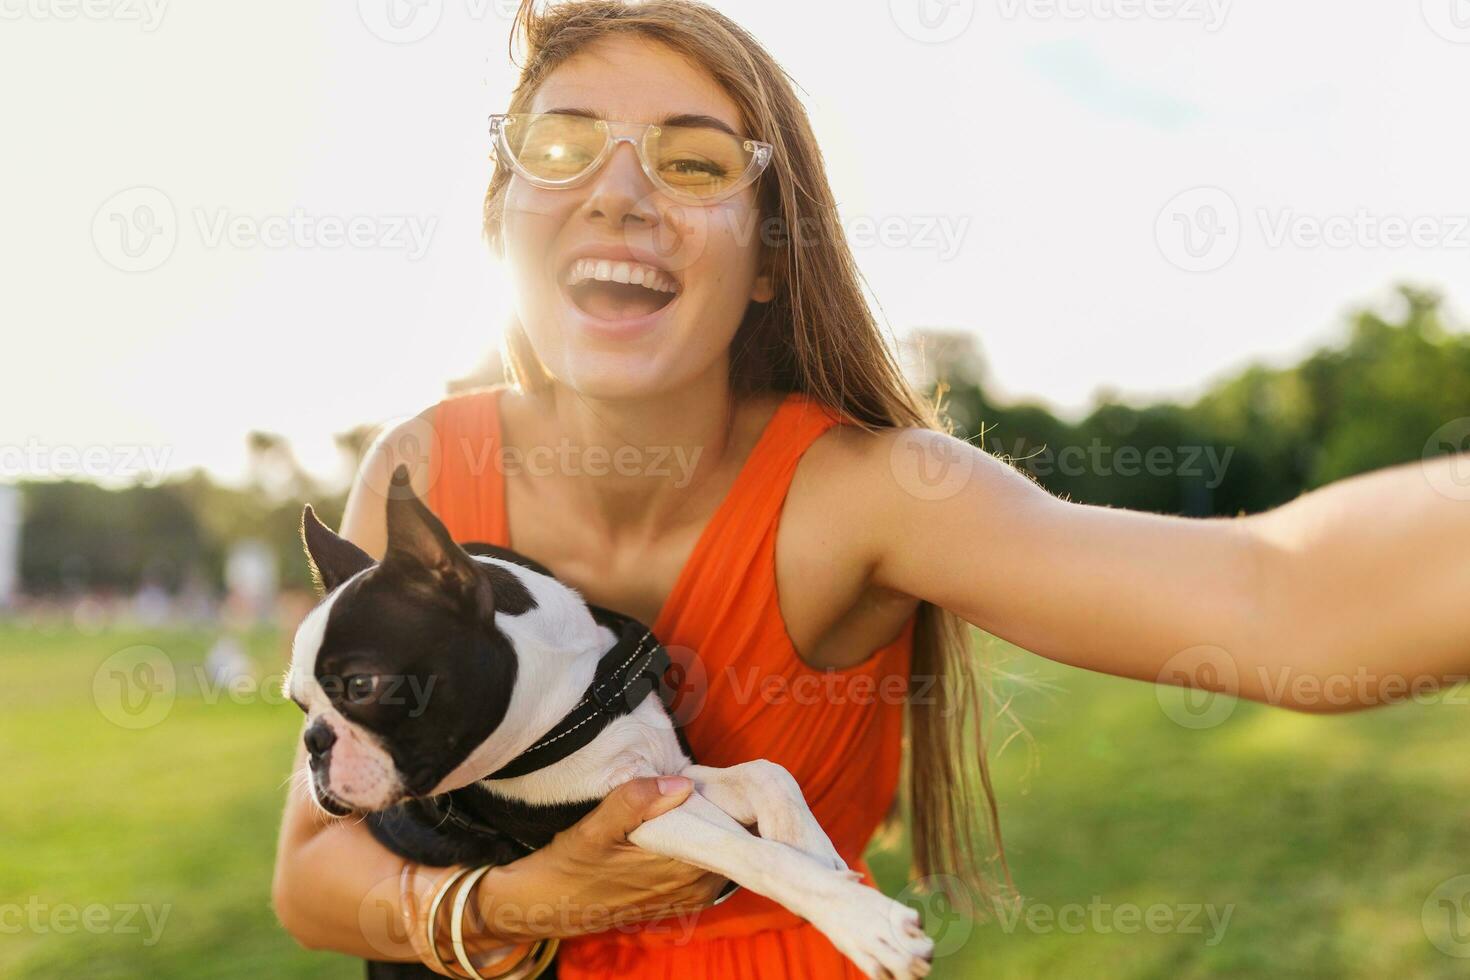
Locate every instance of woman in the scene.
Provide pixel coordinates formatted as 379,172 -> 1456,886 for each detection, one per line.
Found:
271,1 -> 1470,976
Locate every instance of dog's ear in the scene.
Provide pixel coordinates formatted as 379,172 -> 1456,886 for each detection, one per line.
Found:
301,504 -> 375,597
382,465 -> 496,621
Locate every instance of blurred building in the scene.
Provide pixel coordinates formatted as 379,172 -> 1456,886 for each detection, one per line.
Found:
0,484 -> 19,608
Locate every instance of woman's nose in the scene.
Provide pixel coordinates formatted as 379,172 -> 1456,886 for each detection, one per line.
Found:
582,142 -> 660,227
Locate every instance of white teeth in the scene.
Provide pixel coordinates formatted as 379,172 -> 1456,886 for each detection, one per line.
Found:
564,257 -> 678,293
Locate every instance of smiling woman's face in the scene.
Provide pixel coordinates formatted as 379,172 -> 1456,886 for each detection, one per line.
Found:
499,34 -> 773,401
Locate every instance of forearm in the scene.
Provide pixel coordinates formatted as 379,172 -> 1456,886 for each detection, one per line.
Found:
1241,454 -> 1470,710
272,778 -> 420,960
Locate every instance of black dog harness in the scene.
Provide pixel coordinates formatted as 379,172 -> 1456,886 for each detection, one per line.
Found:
484,603 -> 673,781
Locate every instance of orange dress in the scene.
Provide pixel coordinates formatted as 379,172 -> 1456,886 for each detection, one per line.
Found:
427,385 -> 914,979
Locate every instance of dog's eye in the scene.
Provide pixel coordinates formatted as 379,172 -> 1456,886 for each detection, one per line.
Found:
343,674 -> 382,703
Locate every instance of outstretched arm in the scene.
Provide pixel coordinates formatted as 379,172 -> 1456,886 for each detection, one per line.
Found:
856,429 -> 1470,711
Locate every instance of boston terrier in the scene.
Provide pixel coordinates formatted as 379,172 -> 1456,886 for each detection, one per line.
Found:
285,465 -> 934,979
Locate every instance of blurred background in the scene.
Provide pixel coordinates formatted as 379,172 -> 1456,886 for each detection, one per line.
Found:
3,1 -> 1470,977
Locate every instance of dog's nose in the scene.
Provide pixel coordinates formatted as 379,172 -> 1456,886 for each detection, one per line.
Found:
304,720 -> 337,759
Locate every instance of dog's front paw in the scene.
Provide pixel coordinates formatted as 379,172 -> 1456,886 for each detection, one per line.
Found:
815,876 -> 934,979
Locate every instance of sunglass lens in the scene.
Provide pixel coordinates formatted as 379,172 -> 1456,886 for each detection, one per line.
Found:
501,113 -> 605,182
647,125 -> 754,200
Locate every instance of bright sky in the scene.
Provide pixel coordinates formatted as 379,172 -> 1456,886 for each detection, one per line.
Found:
4,0 -> 1467,489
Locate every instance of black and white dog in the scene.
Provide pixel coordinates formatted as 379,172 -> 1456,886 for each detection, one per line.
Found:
286,465 -> 933,979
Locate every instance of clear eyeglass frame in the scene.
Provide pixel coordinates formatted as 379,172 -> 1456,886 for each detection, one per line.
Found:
488,112 -> 774,206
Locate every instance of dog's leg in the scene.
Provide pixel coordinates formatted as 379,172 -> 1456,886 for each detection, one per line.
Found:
681,761 -> 847,872
628,792 -> 933,980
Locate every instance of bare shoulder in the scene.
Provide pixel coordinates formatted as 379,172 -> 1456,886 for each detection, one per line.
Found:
338,403 -> 442,557
787,421 -> 1042,554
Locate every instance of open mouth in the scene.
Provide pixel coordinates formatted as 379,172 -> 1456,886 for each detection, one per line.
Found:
563,257 -> 679,322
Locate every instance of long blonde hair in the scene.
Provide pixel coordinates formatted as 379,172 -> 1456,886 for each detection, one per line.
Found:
485,0 -> 1011,905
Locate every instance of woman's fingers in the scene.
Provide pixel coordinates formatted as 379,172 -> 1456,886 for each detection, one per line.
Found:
577,776 -> 694,847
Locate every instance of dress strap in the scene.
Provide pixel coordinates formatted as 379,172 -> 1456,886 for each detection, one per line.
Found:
653,392 -> 849,640
427,385 -> 510,546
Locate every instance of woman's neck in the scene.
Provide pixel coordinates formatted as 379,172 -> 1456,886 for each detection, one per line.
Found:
523,366 -> 744,539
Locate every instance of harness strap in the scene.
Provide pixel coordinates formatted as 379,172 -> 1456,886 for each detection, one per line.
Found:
485,603 -> 672,781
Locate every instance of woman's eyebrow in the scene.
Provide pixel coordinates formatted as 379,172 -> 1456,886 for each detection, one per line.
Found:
659,113 -> 738,135
540,106 -> 739,135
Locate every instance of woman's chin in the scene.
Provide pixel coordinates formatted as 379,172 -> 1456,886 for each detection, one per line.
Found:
551,347 -> 678,401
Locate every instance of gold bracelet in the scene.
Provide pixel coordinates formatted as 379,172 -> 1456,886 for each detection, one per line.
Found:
448,865 -> 560,979
424,865 -> 475,978
449,865 -> 495,979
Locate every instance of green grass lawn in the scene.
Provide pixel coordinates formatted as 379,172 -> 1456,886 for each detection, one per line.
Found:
3,621 -> 1468,978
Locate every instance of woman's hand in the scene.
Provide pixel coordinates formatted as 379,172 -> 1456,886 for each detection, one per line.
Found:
472,775 -> 731,943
